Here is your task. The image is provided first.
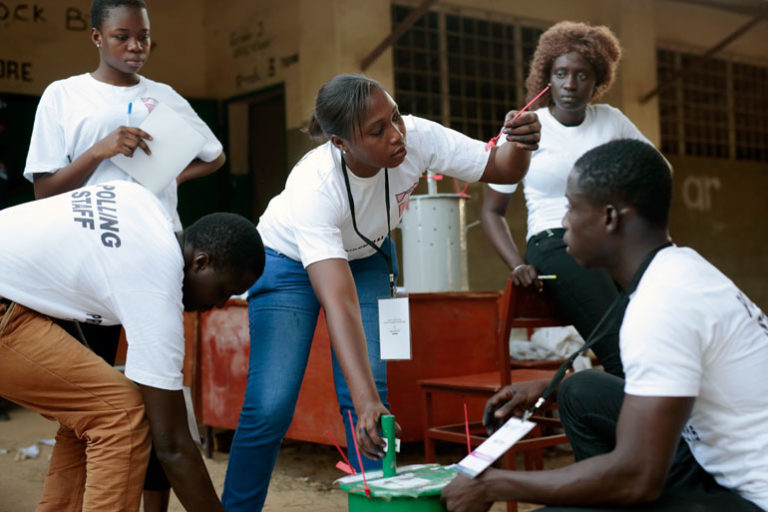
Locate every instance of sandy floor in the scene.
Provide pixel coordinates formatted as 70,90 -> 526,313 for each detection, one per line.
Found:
0,405 -> 569,511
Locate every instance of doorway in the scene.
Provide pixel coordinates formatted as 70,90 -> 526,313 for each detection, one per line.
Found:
226,84 -> 287,223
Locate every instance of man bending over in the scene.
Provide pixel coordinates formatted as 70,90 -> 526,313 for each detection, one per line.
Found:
0,181 -> 264,511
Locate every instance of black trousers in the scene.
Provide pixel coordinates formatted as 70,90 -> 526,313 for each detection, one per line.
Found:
525,229 -> 624,378
538,370 -> 762,511
59,322 -> 171,492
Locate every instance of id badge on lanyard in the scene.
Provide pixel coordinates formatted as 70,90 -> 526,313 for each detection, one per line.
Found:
341,154 -> 412,360
378,292 -> 411,360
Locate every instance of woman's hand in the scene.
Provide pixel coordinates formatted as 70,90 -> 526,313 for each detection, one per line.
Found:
306,259 -> 400,460
33,125 -> 154,199
94,126 -> 153,159
482,379 -> 550,434
354,401 -> 402,459
502,111 -> 540,151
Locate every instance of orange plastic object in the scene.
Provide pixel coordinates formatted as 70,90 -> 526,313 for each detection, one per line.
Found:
197,292 -> 502,446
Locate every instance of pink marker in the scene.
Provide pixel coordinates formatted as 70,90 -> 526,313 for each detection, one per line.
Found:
485,84 -> 550,150
464,402 -> 472,455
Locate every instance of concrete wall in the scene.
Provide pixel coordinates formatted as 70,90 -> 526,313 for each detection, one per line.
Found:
200,0 -> 394,126
669,157 -> 768,310
0,0 -> 209,97
1,1 -> 98,95
654,0 -> 768,312
656,2 -> 768,62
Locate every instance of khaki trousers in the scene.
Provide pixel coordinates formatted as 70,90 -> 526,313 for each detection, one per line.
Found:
0,301 -> 150,511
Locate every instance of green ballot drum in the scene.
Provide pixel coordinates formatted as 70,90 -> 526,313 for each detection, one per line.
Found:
338,415 -> 456,511
338,464 -> 457,512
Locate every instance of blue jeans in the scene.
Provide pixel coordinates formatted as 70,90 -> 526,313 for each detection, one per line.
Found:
222,242 -> 397,511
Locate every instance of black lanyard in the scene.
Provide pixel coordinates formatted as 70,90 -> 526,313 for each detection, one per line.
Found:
521,241 -> 674,420
340,153 -> 395,297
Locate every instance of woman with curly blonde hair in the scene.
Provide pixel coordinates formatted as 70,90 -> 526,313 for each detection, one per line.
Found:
481,21 -> 656,377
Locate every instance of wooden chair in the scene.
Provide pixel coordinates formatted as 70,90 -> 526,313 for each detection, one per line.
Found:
419,278 -> 571,512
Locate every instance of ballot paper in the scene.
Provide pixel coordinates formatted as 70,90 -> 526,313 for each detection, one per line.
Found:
456,417 -> 536,478
111,102 -> 206,195
183,385 -> 202,446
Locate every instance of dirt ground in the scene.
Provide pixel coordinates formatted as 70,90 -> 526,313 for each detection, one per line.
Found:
0,405 -> 570,511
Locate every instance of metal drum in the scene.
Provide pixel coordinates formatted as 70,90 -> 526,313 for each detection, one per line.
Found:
399,194 -> 469,293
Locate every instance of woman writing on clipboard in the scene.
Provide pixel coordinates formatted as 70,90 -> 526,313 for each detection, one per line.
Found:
22,1 -> 224,511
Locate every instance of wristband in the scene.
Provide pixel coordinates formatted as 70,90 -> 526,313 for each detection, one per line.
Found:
513,264 -> 526,273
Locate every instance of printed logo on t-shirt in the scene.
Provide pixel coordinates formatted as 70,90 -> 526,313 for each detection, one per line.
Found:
141,97 -> 159,113
344,180 -> 419,257
70,184 -> 122,248
682,423 -> 701,442
396,182 -> 419,217
736,291 -> 768,338
346,234 -> 388,256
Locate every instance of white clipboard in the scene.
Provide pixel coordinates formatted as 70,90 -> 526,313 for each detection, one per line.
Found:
111,102 -> 207,195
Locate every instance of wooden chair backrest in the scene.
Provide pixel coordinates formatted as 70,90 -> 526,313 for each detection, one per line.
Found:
496,278 -> 565,386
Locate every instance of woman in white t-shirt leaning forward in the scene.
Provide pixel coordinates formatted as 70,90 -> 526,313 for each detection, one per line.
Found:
222,74 -> 541,512
481,21 -> 655,378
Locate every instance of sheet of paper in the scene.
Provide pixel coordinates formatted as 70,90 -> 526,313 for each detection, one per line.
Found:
183,385 -> 202,446
378,296 -> 411,360
456,417 -> 536,478
111,102 -> 207,195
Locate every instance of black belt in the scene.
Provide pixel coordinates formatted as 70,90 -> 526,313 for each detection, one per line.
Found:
528,228 -> 565,244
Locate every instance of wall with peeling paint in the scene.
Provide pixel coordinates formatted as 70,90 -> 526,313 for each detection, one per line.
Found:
0,0 -> 209,97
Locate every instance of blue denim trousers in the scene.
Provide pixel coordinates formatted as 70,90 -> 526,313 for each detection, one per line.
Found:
222,242 -> 397,511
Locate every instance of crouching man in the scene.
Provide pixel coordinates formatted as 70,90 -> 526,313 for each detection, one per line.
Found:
0,181 -> 264,511
442,139 -> 767,511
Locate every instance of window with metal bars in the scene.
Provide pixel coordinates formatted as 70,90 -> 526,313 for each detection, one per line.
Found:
392,4 -> 542,142
658,48 -> 768,161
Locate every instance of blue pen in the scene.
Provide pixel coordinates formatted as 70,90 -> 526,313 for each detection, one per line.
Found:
127,102 -> 132,126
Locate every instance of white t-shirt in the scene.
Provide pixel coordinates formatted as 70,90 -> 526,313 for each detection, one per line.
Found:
257,115 -> 488,266
24,73 -> 223,228
622,246 -> 768,510
0,181 -> 186,390
490,104 -> 652,240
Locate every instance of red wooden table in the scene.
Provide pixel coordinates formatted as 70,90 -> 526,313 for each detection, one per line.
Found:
195,291 -> 502,448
